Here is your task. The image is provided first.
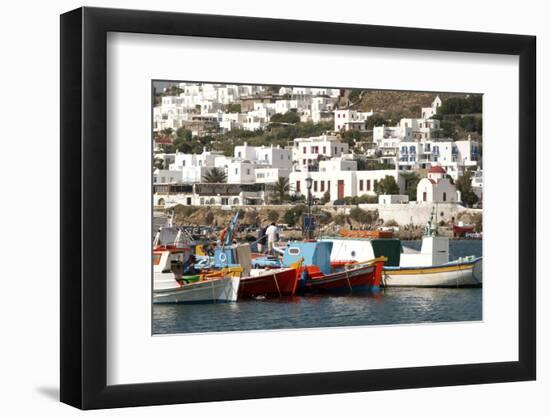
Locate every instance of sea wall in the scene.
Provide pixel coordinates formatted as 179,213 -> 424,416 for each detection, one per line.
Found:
357,202 -> 470,226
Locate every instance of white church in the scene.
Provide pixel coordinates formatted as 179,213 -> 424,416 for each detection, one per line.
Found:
416,166 -> 461,203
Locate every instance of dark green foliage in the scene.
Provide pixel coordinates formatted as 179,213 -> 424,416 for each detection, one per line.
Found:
400,172 -> 420,201
202,167 -> 227,183
289,194 -> 306,204
357,159 -> 395,171
320,191 -> 331,204
366,114 -> 389,129
317,210 -> 333,225
456,171 -> 479,207
349,89 -> 363,103
270,111 -> 301,124
176,127 -> 193,141
438,95 -> 482,115
272,177 -> 291,203
283,205 -> 306,227
349,207 -> 374,224
226,103 -> 241,113
374,176 -> 400,195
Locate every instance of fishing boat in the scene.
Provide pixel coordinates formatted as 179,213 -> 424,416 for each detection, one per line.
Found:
320,208 -> 482,288
153,246 -> 241,304
382,257 -> 482,287
152,222 -> 242,304
282,241 -> 385,294
453,222 -> 476,238
239,263 -> 301,299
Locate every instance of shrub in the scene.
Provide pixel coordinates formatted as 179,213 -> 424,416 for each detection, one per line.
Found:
320,191 -> 331,204
384,219 -> 399,227
267,210 -> 279,223
317,210 -> 333,225
283,205 -> 306,227
349,208 -> 373,224
333,214 -> 347,226
357,194 -> 378,204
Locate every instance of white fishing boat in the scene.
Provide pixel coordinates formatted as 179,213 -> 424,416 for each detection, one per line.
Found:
154,274 -> 241,304
152,228 -> 240,304
321,208 -> 482,288
381,256 -> 482,287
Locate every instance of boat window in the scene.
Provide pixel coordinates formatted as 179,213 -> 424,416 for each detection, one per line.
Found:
288,248 -> 301,256
351,251 -> 356,258
153,253 -> 162,265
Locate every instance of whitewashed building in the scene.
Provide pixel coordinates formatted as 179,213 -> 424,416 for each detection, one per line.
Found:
334,109 -> 374,132
292,134 -> 349,172
421,96 -> 442,119
289,167 -> 403,202
416,166 -> 460,203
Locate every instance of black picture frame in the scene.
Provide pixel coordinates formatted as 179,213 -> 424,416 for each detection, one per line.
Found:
60,6 -> 536,410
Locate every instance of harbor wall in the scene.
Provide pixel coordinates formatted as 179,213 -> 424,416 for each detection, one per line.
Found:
356,202 -> 470,226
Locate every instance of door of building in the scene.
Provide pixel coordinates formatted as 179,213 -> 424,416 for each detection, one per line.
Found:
337,180 -> 345,200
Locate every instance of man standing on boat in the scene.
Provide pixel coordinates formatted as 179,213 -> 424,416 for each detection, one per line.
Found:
265,222 -> 279,255
257,224 -> 267,253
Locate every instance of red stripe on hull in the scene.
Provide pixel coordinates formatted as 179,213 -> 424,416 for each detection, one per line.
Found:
239,268 -> 299,298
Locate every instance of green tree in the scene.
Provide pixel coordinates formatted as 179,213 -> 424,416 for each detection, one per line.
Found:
374,176 -> 400,195
226,103 -> 242,113
348,89 -> 363,103
283,205 -> 306,227
272,177 -> 291,203
176,127 -> 193,141
161,127 -> 174,137
270,111 -> 301,124
320,191 -> 331,204
153,157 -> 164,170
438,95 -> 482,115
456,171 -> 479,207
202,167 -> 227,183
366,114 -> 388,129
400,172 -> 420,201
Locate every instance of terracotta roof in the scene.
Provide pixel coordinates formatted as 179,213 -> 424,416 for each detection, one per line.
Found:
428,165 -> 446,174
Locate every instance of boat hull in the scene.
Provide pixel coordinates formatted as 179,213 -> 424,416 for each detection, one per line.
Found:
239,268 -> 299,298
382,258 -> 482,287
302,262 -> 383,294
153,276 -> 240,304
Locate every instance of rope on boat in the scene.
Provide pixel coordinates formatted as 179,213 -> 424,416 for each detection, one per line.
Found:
273,273 -> 282,297
344,268 -> 353,293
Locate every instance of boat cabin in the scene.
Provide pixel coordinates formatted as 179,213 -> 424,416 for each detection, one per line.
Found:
283,241 -> 333,274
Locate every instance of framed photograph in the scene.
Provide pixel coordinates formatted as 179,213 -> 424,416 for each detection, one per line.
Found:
60,6 -> 536,409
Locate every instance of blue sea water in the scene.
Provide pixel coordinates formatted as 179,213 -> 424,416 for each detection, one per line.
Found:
153,240 -> 482,334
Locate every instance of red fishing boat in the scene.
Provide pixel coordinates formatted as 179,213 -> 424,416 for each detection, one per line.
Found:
301,257 -> 385,294
453,223 -> 475,237
238,266 -> 301,299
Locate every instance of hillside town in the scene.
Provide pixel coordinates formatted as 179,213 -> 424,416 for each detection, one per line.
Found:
152,82 -> 482,227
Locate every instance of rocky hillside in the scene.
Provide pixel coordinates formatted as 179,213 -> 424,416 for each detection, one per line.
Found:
357,91 -> 463,119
